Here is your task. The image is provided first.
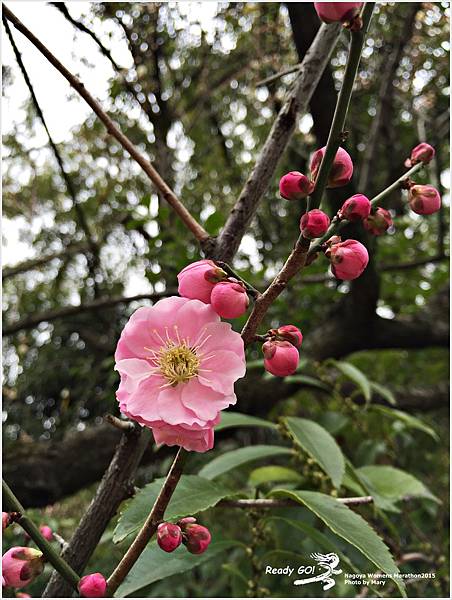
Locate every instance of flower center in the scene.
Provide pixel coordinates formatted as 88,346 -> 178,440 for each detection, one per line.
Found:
158,343 -> 200,385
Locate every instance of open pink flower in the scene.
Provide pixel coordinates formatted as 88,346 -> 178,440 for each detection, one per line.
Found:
115,297 -> 246,452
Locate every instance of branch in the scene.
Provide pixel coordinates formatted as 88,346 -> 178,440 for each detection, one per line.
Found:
106,448 -> 187,595
43,427 -> 152,597
2,242 -> 90,280
2,291 -> 176,336
213,21 -> 342,262
2,480 -> 80,592
219,496 -> 374,509
2,4 -> 210,247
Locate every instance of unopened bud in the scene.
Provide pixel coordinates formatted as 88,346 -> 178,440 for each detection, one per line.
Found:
408,184 -> 441,215
363,207 -> 393,236
328,239 -> 369,280
405,143 -> 435,167
300,209 -> 330,238
339,194 -> 371,222
177,517 -> 197,527
2,547 -> 44,589
39,526 -> 53,541
78,573 -> 108,598
2,512 -> 10,531
177,260 -> 225,304
279,171 -> 314,201
274,325 -> 303,348
183,524 -> 212,555
310,146 -> 353,189
211,280 -> 249,319
157,522 -> 183,553
262,340 -> 299,377
314,2 -> 363,25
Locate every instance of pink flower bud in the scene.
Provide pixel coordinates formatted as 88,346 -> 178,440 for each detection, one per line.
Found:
177,260 -> 226,304
2,512 -> 11,531
210,280 -> 249,319
408,185 -> 441,215
262,340 -> 299,377
2,547 -> 44,588
39,526 -> 53,541
363,207 -> 393,236
177,517 -> 197,527
157,522 -> 183,553
329,239 -> 369,280
339,194 -> 371,221
78,573 -> 108,598
16,593 -> 32,598
314,2 -> 362,23
183,524 -> 212,555
405,143 -> 435,167
275,325 -> 303,348
300,209 -> 330,239
310,146 -> 353,189
279,171 -> 314,201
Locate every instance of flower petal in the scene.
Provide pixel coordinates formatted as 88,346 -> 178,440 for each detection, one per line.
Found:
181,379 -> 236,421
198,350 -> 246,394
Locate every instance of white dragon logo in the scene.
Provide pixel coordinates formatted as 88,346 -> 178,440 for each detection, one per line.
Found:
294,552 -> 342,591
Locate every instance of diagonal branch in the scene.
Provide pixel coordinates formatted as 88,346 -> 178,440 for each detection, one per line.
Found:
212,21 -> 342,263
2,291 -> 176,336
2,4 -> 210,247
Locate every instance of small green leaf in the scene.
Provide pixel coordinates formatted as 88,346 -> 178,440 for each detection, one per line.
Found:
113,475 -> 233,543
285,417 -> 345,488
369,405 -> 439,441
330,359 -> 371,401
248,466 -> 303,487
198,445 -> 293,480
269,489 -> 405,597
357,466 -> 440,505
283,375 -> 332,392
369,382 -> 397,406
114,540 -> 238,597
215,411 -> 277,432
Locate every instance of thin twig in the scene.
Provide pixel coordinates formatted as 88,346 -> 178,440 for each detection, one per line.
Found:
2,4 -> 210,246
106,448 -> 188,595
219,496 -> 374,509
2,290 -> 176,336
104,414 -> 135,432
2,480 -> 80,591
256,62 -> 303,87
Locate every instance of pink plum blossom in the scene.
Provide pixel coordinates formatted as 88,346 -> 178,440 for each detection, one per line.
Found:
115,297 -> 246,452
408,185 -> 441,215
177,260 -> 226,304
300,209 -> 330,238
2,547 -> 44,589
78,573 -> 107,598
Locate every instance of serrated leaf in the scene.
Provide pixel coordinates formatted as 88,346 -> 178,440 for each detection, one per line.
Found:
248,466 -> 303,487
113,475 -> 233,543
285,417 -> 345,488
269,489 -> 405,597
215,411 -> 277,432
369,405 -> 439,441
357,466 -> 440,505
114,540 -> 238,597
330,359 -> 371,401
198,445 -> 293,480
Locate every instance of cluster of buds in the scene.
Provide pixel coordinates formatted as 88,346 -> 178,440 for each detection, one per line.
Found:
178,260 -> 249,319
2,547 -> 45,589
324,236 -> 369,280
157,517 -> 211,555
78,573 -> 108,598
314,2 -> 363,30
262,325 -> 303,377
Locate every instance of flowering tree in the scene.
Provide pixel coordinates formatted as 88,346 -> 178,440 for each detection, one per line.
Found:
2,2 -> 449,598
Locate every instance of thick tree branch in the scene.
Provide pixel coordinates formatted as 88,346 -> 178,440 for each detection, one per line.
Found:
3,291 -> 176,336
2,4 -> 210,247
212,21 -> 342,262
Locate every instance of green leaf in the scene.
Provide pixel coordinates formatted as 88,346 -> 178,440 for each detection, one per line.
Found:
283,375 -> 331,392
198,445 -> 293,480
357,466 -> 440,505
284,417 -> 345,488
114,540 -> 238,597
369,405 -> 439,441
113,475 -> 233,543
270,490 -> 405,597
248,466 -> 303,487
330,360 -> 371,401
215,411 -> 277,432
369,382 -> 397,406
